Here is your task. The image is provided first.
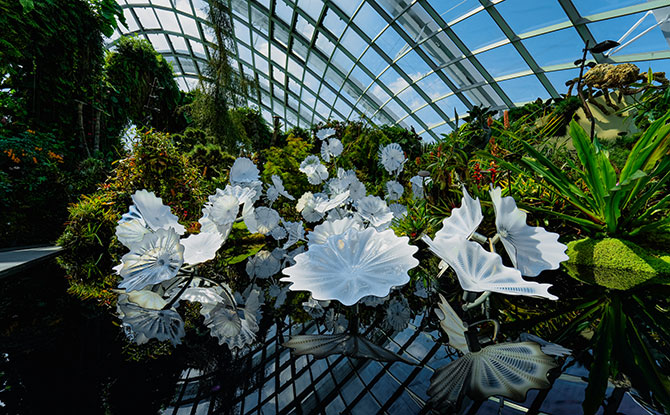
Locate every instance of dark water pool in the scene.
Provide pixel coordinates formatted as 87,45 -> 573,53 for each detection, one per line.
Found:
0,259 -> 657,414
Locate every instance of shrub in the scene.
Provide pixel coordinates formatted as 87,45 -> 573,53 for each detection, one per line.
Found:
0,130 -> 68,247
57,130 -> 210,303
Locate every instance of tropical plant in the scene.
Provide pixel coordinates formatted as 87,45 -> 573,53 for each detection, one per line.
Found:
494,111 -> 670,236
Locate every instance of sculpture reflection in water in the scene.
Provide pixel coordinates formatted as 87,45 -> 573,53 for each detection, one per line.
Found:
108,132 -> 572,411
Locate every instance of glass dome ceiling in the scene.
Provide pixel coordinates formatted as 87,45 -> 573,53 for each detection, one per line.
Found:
109,0 -> 670,140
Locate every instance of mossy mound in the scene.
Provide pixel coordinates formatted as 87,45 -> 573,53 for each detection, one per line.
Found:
565,238 -> 670,290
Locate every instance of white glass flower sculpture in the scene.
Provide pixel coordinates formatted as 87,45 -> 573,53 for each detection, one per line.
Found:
246,249 -> 282,279
204,288 -> 262,351
118,228 -> 184,292
423,237 -> 557,300
355,195 -> 394,229
428,342 -> 557,408
389,203 -> 408,220
209,195 -> 239,227
268,175 -> 294,201
385,180 -> 404,201
230,157 -> 260,185
270,225 -> 287,241
281,227 -> 419,306
490,187 -> 569,277
321,138 -> 343,162
243,206 -> 280,235
384,296 -> 411,332
117,293 -> 185,346
316,127 -> 336,140
282,220 -> 305,249
296,192 -> 325,223
307,217 -> 363,246
410,175 -> 424,199
428,296 -> 557,410
180,232 -> 224,265
299,155 -> 329,185
379,143 -> 406,176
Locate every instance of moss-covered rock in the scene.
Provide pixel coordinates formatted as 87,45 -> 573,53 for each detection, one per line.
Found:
565,237 -> 670,290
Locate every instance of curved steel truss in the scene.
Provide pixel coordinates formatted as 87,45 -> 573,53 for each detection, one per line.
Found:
111,0 -> 670,140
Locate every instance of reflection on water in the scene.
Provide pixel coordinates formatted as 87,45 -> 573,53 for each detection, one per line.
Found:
0,259 -> 659,414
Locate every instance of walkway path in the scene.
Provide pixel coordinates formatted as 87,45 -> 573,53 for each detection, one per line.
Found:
0,246 -> 63,278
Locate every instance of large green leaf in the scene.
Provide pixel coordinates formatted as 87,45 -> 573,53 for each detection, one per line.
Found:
621,112 -> 670,184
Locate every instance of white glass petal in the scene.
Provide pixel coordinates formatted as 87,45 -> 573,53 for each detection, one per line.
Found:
116,218 -> 152,249
282,220 -> 305,249
314,190 -> 350,213
283,333 -> 414,364
435,186 -> 483,242
299,155 -> 329,185
130,190 -> 186,235
181,231 -> 224,265
119,228 -> 184,292
435,294 -> 468,354
355,195 -> 393,229
218,184 -> 257,206
423,237 -> 557,300
490,187 -> 569,277
281,227 -> 419,306
119,289 -> 167,310
307,217 -> 363,246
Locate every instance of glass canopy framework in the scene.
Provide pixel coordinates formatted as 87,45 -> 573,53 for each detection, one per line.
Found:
110,0 -> 670,141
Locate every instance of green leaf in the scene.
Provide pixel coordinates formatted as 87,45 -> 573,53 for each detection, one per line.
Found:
19,0 -> 34,13
583,301 -> 616,415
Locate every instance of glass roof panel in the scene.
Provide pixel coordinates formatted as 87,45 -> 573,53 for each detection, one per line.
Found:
476,44 -> 531,78
522,28 -> 585,68
112,0 -> 670,140
495,0 -> 567,34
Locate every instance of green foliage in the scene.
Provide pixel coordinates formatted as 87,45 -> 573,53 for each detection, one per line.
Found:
339,124 -> 391,192
494,112 -> 670,236
261,133 -> 313,218
57,130 -> 210,303
103,36 -> 182,137
0,0 -> 106,154
187,143 -> 236,186
230,107 -> 274,153
0,130 -> 69,247
188,0 -> 254,152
